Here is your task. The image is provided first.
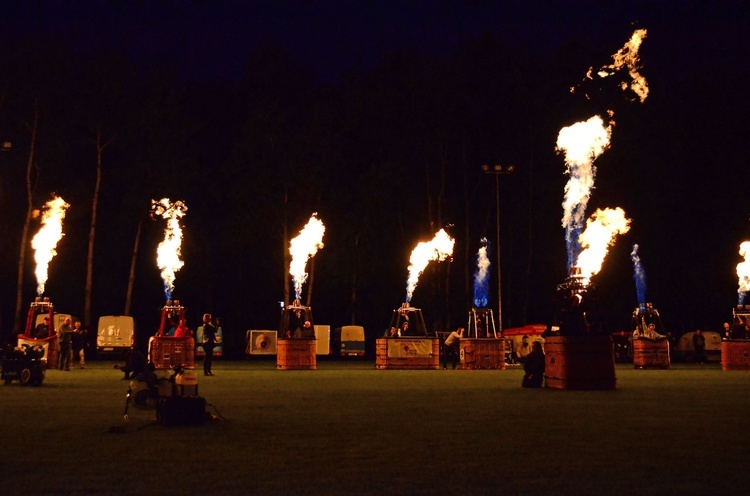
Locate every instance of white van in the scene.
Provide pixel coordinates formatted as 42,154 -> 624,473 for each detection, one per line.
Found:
97,316 -> 135,357
335,325 -> 365,357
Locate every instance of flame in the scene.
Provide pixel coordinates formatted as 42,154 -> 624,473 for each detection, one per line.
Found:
151,198 -> 187,301
405,228 -> 455,302
473,238 -> 490,307
630,244 -> 647,305
289,213 -> 326,302
557,115 -> 612,269
575,207 -> 631,279
575,29 -> 649,102
738,241 -> 750,304
31,195 -> 70,295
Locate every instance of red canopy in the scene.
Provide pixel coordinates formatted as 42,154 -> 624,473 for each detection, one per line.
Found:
503,324 -> 546,336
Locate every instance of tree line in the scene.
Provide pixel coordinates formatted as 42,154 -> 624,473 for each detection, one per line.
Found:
1,28 -> 745,351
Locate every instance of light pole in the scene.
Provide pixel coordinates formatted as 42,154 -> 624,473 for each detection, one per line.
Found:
481,164 -> 515,334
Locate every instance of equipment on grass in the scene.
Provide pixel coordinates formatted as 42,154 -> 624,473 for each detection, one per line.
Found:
1,344 -> 46,386
123,365 -> 208,425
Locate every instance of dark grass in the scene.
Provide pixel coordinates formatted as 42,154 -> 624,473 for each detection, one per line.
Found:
2,360 -> 750,495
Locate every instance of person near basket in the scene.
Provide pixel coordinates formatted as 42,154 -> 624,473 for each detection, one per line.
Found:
522,341 -> 545,388
443,327 -> 464,369
202,313 -> 217,376
57,317 -> 75,371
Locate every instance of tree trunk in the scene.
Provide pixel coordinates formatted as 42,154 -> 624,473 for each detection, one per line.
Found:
85,130 -> 108,327
523,149 -> 535,324
13,105 -> 39,335
350,233 -> 359,325
282,185 -> 290,305
124,215 -> 145,316
464,167 -> 471,310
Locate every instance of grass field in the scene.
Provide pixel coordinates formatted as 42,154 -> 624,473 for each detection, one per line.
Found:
1,358 -> 749,495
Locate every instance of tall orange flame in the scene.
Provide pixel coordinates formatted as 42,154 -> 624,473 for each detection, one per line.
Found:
405,229 -> 455,302
151,198 -> 187,301
289,213 -> 326,302
31,195 -> 70,295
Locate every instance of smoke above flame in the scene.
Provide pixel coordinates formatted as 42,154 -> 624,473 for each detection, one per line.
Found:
473,238 -> 490,308
405,228 -> 455,302
575,207 -> 631,280
737,241 -> 750,305
289,213 -> 325,302
630,244 -> 647,306
31,195 -> 70,296
575,28 -> 649,103
151,198 -> 187,301
557,115 -> 612,269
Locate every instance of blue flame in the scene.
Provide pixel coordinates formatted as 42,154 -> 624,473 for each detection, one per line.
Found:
473,238 -> 490,308
739,292 -> 747,306
164,286 -> 172,302
630,244 -> 647,305
566,226 -> 582,270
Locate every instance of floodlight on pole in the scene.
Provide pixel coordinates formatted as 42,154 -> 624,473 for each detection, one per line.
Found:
481,164 -> 515,334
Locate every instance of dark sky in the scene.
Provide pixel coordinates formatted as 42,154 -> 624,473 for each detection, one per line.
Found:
4,1 -> 746,83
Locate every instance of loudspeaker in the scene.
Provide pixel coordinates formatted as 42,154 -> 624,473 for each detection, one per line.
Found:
156,396 -> 207,426
247,330 -> 277,355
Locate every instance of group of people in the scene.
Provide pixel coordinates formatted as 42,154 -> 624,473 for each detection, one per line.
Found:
441,327 -> 546,387
36,316 -> 90,371
284,320 -> 315,339
723,319 -> 750,340
117,312 -> 219,379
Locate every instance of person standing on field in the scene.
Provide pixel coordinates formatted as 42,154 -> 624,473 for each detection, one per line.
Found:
72,320 -> 89,369
202,313 -> 216,376
57,317 -> 74,371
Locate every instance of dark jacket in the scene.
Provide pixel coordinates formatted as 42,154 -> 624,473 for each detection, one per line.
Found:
522,346 -> 546,388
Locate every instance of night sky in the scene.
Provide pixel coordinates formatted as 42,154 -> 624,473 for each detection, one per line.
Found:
1,1 -> 749,353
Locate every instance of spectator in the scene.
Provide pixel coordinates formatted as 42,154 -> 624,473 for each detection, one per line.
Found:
201,313 -> 216,376
57,317 -> 74,371
72,321 -> 89,369
115,348 -> 148,380
692,329 -> 706,364
522,341 -> 545,388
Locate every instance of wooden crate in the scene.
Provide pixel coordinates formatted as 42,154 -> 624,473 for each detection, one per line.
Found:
459,339 -> 506,370
632,338 -> 670,369
44,338 -> 60,370
277,339 -> 317,370
375,339 -> 388,368
721,340 -> 750,370
150,336 -> 195,370
375,338 -> 439,370
544,335 -> 616,390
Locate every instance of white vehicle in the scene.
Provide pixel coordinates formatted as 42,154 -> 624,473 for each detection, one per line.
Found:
314,325 -> 331,355
676,330 -> 722,362
97,316 -> 135,358
333,325 -> 366,357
